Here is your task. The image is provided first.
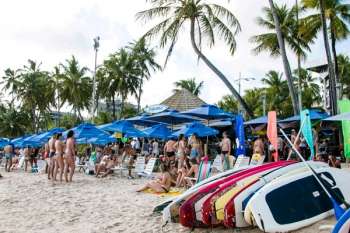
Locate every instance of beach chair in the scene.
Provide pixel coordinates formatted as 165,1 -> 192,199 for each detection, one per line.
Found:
138,158 -> 156,178
75,157 -> 87,173
249,154 -> 265,166
233,155 -> 250,169
212,155 -> 224,173
186,159 -> 212,186
134,156 -> 146,175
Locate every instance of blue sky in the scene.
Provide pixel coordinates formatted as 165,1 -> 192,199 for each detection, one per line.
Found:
0,0 -> 349,109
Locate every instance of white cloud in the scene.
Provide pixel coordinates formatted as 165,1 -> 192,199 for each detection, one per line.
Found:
0,0 -> 349,109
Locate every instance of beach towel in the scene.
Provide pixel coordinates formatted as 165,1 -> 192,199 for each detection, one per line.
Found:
267,111 -> 278,161
142,188 -> 183,197
300,109 -> 315,160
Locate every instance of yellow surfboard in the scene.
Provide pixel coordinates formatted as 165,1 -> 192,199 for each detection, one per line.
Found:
214,175 -> 259,221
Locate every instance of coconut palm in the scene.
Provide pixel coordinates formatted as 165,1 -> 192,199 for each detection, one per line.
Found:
60,56 -> 92,120
293,68 -> 322,107
262,70 -> 291,116
0,105 -> 30,138
252,2 -> 311,114
136,0 -> 254,117
173,78 -> 204,96
338,54 -> 350,98
217,95 -> 239,113
129,38 -> 161,112
1,68 -> 22,106
301,0 -> 350,83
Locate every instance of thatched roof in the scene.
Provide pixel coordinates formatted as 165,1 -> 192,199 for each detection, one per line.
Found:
161,89 -> 206,112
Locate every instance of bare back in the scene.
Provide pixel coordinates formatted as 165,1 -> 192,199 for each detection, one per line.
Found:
65,138 -> 75,157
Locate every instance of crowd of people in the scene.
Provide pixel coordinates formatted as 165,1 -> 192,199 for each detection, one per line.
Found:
0,128 -> 343,187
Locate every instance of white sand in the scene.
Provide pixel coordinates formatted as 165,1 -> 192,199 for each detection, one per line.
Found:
0,169 -> 335,233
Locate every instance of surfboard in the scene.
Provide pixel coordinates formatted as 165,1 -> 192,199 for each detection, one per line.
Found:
179,162 -> 288,228
207,161 -> 292,225
161,166 -> 248,224
246,167 -> 350,232
333,208 -> 350,233
224,161 -> 328,228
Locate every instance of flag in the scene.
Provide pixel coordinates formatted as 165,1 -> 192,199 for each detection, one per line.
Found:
267,111 -> 278,161
339,100 -> 350,158
235,114 -> 246,157
300,109 -> 315,160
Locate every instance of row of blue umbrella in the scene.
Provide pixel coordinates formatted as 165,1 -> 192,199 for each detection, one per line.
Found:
2,105 -> 228,148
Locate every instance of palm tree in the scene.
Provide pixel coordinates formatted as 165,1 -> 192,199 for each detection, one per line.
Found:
293,68 -> 322,107
217,95 -> 239,113
0,105 -> 30,138
337,54 -> 350,98
60,56 -> 92,120
262,70 -> 291,116
129,38 -> 161,112
243,88 -> 266,117
136,0 -> 254,117
252,2 -> 310,114
1,68 -> 21,106
301,0 -> 350,81
51,66 -> 64,126
173,78 -> 204,96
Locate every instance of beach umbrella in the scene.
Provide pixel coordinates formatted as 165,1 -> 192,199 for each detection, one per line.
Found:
98,120 -> 146,138
143,124 -> 172,140
126,113 -> 160,127
145,110 -> 198,128
0,138 -> 10,148
172,122 -> 219,138
31,128 -> 65,143
244,116 -> 268,125
323,112 -> 350,121
64,123 -> 110,141
279,109 -> 329,123
182,104 -> 233,120
11,135 -> 33,148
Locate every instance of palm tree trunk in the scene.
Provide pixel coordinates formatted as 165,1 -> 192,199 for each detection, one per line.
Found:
189,19 -> 254,118
330,21 -> 341,98
319,0 -> 337,115
112,95 -> 116,120
268,0 -> 299,115
137,79 -> 143,113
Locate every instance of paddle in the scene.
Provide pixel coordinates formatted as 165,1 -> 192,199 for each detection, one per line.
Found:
280,128 -> 348,220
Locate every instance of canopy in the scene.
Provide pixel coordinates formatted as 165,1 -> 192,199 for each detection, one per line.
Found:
181,104 -> 233,120
145,110 -> 198,125
98,120 -> 146,138
279,110 -> 329,123
323,112 -> 350,121
125,114 -> 160,127
31,128 -> 65,143
65,123 -> 110,140
143,124 -> 172,140
11,135 -> 34,148
172,122 -> 219,138
244,116 -> 268,125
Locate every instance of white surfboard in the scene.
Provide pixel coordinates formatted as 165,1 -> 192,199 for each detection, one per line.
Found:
246,167 -> 350,232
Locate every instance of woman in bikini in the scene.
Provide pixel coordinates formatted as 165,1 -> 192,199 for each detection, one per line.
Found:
53,133 -> 64,182
189,133 -> 201,161
137,163 -> 172,193
174,134 -> 186,170
64,130 -> 76,182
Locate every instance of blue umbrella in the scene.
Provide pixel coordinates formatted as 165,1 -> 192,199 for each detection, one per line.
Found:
279,109 -> 329,123
143,124 -> 172,140
98,120 -> 146,138
244,116 -> 268,125
31,128 -> 65,143
323,112 -> 350,121
172,122 -> 219,138
88,135 -> 117,146
0,138 -> 10,148
145,110 -> 198,126
11,135 -> 33,148
65,123 -> 110,141
126,114 -> 160,127
182,104 -> 233,120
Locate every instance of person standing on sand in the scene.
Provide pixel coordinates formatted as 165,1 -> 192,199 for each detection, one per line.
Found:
4,144 -> 14,172
53,133 -> 64,182
23,146 -> 30,172
220,131 -> 231,169
64,130 -> 76,182
48,135 -> 56,179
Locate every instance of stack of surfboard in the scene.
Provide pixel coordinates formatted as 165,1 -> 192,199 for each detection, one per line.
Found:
153,161 -> 350,232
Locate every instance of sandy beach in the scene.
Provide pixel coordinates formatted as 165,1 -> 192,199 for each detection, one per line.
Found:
0,169 -> 336,233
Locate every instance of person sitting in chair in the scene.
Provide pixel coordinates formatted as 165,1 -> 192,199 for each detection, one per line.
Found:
136,163 -> 172,193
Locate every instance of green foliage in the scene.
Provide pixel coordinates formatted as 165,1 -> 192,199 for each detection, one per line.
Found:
338,54 -> 350,98
93,111 -> 113,125
60,114 -> 81,130
0,104 -> 31,138
173,78 -> 204,96
217,95 -> 238,113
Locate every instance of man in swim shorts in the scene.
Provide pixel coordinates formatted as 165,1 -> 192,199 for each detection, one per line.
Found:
4,144 -> 14,172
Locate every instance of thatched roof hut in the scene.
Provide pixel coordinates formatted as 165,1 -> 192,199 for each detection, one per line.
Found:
161,89 -> 206,112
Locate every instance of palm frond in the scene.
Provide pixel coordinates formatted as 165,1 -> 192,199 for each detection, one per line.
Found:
210,15 -> 237,55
